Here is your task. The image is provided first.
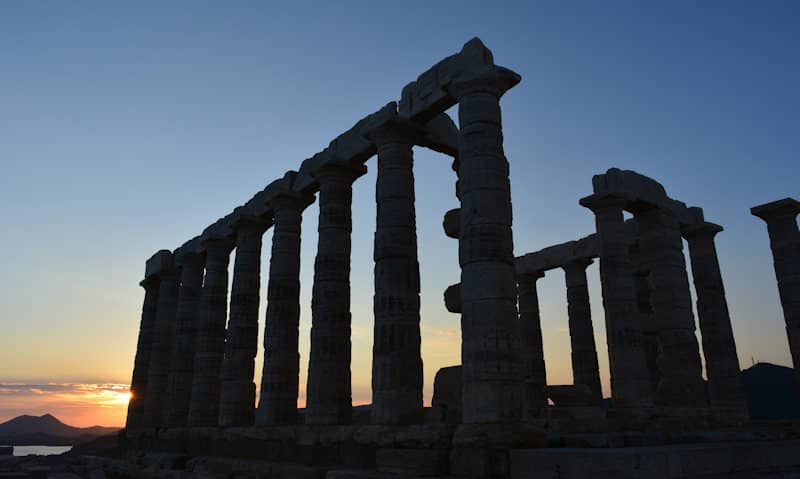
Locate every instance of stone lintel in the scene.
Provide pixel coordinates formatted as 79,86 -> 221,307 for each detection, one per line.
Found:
144,250 -> 174,281
591,168 -> 699,226
751,197 -> 800,221
399,37 -> 496,122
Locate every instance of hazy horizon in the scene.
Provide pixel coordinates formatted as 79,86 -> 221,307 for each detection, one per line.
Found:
1,2 -> 798,428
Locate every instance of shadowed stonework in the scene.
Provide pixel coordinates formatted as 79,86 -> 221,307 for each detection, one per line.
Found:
118,39 -> 800,478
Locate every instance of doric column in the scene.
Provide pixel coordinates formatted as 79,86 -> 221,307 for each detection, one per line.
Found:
446,66 -> 522,424
187,234 -> 235,427
219,214 -> 270,427
629,241 -> 660,395
368,121 -> 424,425
142,253 -> 180,428
165,243 -> 206,427
256,191 -> 314,425
125,252 -> 167,430
305,164 -> 365,425
635,208 -> 706,409
579,194 -> 653,413
683,221 -> 748,423
517,271 -> 547,420
752,198 -> 800,393
562,258 -> 602,404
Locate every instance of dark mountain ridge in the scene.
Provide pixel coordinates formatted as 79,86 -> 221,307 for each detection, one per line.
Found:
0,414 -> 119,446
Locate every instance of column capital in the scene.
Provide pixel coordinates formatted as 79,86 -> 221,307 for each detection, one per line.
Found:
751,198 -> 800,223
579,193 -> 629,213
517,270 -> 545,284
682,221 -> 723,241
271,190 -> 315,213
446,65 -> 521,100
312,163 -> 367,185
366,118 -> 426,147
230,208 -> 273,236
563,257 -> 594,273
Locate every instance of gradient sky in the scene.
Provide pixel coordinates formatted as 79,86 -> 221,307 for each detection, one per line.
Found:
1,2 -> 798,427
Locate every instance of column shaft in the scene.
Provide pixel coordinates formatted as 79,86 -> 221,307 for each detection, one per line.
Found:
257,193 -> 311,425
580,195 -> 653,412
370,125 -> 423,425
306,166 -> 363,425
684,223 -> 748,423
165,252 -> 206,427
125,277 -> 160,430
563,260 -> 603,404
752,199 -> 800,394
636,208 -> 706,409
187,239 -> 234,427
517,272 -> 547,419
219,220 -> 267,426
449,68 -> 523,423
142,265 -> 180,428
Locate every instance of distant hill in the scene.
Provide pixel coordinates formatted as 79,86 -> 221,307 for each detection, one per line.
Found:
0,414 -> 119,446
742,362 -> 800,421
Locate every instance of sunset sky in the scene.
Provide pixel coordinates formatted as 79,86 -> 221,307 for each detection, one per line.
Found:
1,2 -> 798,428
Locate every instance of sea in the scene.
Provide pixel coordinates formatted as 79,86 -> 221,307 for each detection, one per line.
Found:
6,445 -> 72,456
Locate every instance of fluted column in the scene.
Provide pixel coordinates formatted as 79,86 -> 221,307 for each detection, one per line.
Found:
752,198 -> 800,393
683,221 -> 748,423
636,208 -> 706,409
306,164 -> 365,425
142,255 -> 180,428
446,66 -> 522,424
563,259 -> 602,404
517,271 -> 547,420
256,191 -> 313,425
126,273 -> 161,430
219,216 -> 270,427
579,194 -> 653,413
368,122 -> 423,425
187,237 -> 234,427
165,247 -> 206,427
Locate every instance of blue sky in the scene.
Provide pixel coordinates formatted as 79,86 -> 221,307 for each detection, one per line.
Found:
0,2 -> 798,425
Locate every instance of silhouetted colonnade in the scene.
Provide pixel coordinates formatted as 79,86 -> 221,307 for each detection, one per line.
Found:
126,37 -> 800,433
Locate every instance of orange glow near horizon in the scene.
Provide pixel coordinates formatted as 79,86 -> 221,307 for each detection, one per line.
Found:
0,383 -> 131,428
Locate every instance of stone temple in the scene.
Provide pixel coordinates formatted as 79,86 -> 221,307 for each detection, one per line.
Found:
111,39 -> 800,478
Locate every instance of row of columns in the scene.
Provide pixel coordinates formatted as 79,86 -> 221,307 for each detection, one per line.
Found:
516,198 -> 748,424
127,133 -> 432,430
127,64 -> 525,429
574,194 -> 748,422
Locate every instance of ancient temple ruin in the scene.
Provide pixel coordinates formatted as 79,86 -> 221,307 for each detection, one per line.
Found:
120,38 -> 800,478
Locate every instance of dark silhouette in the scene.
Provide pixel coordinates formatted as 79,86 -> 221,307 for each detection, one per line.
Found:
0,414 -> 118,446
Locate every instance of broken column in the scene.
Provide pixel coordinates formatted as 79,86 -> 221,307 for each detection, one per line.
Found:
446,65 -> 523,423
257,189 -> 314,425
219,210 -> 271,427
636,208 -> 706,410
142,251 -> 180,428
165,240 -> 206,427
306,164 -> 365,425
187,222 -> 235,427
517,271 -> 547,419
579,194 -> 653,415
683,220 -> 748,423
752,198 -> 800,394
368,121 -> 424,425
126,251 -> 168,430
562,258 -> 603,404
